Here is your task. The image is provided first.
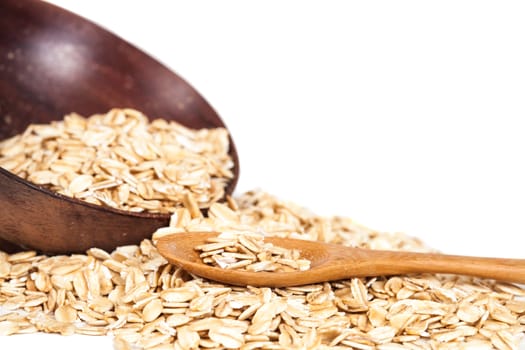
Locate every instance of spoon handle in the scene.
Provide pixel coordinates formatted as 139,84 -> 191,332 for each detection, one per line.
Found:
356,249 -> 525,283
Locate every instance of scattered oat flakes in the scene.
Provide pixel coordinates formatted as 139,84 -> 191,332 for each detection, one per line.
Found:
1,190 -> 525,349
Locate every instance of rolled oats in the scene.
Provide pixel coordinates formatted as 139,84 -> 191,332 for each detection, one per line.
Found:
0,108 -> 234,213
1,190 -> 525,349
195,231 -> 311,272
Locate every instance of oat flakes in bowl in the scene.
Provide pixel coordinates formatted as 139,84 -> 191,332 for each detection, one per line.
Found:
0,108 -> 237,254
0,108 -> 234,214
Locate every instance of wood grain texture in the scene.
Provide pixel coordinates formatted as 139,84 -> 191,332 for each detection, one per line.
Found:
0,0 -> 239,254
157,232 -> 525,287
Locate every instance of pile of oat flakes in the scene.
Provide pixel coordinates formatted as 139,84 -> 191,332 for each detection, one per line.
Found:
1,190 -> 524,349
0,108 -> 234,212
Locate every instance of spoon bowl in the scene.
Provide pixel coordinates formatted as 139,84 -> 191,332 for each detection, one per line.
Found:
157,232 -> 525,287
0,0 -> 239,254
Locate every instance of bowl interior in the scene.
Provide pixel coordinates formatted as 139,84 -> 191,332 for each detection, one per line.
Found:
0,0 -> 238,197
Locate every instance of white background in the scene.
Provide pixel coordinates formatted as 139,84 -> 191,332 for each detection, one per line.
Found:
5,1 -> 525,348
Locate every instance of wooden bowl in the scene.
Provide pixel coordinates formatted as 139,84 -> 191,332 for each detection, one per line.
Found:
0,0 -> 239,254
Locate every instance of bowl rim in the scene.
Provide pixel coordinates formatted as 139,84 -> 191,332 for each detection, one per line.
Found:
0,167 -> 174,219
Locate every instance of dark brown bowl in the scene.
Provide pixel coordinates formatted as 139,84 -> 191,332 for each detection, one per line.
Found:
0,0 -> 239,254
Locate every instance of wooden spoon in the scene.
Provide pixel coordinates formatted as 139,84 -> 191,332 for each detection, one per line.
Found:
157,232 -> 525,287
0,0 -> 239,254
